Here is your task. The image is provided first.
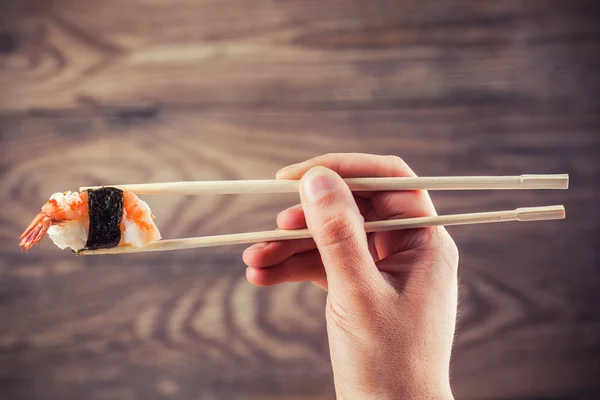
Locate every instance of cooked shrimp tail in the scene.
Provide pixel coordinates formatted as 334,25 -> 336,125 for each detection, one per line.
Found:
19,212 -> 52,251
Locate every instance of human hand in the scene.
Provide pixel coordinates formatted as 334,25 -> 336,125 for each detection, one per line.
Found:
243,154 -> 458,399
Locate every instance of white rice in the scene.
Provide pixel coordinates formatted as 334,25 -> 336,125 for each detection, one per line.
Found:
47,218 -> 89,251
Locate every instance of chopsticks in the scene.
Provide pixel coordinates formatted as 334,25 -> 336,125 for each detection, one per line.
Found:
78,205 -> 565,255
79,174 -> 569,195
77,174 -> 568,255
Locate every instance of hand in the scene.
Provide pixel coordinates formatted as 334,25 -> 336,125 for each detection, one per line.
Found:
243,153 -> 458,400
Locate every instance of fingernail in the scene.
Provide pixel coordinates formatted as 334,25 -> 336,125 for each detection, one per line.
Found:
276,162 -> 303,179
302,167 -> 337,203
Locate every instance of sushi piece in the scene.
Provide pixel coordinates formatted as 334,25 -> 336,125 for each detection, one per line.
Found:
19,188 -> 161,252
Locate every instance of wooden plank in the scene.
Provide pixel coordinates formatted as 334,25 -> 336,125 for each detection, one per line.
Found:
0,0 -> 599,111
0,107 -> 599,399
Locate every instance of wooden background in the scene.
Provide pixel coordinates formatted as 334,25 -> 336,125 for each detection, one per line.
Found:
1,0 -> 599,399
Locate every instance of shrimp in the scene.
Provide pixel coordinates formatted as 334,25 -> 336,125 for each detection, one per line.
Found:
120,191 -> 161,247
19,191 -> 89,251
19,189 -> 161,252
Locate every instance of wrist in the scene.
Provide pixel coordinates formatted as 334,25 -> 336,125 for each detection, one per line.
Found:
334,374 -> 453,400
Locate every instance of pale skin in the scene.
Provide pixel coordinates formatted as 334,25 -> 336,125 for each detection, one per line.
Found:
243,153 -> 458,400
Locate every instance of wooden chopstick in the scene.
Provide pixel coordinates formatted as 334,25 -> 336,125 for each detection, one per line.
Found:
78,205 -> 565,255
79,174 -> 569,195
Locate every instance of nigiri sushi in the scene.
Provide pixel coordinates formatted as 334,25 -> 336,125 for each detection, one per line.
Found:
19,187 -> 161,252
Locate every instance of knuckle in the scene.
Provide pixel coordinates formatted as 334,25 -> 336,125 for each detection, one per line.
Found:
386,154 -> 418,178
318,153 -> 340,165
443,234 -> 460,267
315,211 -> 362,249
421,228 -> 459,283
387,154 -> 404,165
387,154 -> 409,171
406,226 -> 437,249
432,227 -> 459,267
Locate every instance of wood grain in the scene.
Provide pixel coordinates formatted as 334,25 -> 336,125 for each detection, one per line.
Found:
1,107 -> 599,399
1,0 -> 599,111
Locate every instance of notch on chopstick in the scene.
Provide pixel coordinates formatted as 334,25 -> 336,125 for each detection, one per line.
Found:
79,174 -> 569,195
78,205 -> 565,255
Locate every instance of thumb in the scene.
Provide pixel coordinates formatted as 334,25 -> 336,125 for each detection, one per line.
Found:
300,166 -> 381,300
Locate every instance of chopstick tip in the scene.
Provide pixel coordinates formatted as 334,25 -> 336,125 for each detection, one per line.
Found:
562,174 -> 570,189
516,205 -> 565,221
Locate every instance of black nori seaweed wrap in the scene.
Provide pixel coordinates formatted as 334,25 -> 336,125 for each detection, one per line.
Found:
85,187 -> 124,250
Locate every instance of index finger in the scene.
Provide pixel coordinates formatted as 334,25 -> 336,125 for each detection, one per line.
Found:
276,153 -> 437,219
276,153 -> 416,180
